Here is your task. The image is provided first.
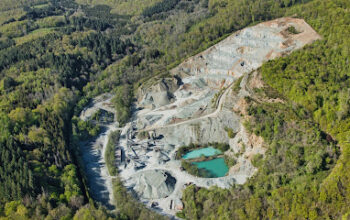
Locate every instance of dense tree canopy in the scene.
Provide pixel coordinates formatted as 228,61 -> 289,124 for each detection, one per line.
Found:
179,0 -> 350,219
0,0 -> 349,219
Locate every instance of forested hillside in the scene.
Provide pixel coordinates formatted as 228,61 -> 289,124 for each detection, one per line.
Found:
0,0 -> 349,219
0,0 -> 135,218
179,0 -> 350,219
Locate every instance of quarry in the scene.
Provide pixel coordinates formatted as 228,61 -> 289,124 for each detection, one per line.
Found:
79,17 -> 321,216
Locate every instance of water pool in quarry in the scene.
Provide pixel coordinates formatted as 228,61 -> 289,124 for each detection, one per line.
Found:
193,158 -> 229,178
182,147 -> 222,159
182,147 -> 229,177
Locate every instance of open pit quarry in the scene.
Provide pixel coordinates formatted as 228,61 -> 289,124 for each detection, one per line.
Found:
79,17 -> 321,216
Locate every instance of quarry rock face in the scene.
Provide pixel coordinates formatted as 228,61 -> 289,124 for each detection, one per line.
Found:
114,17 -> 321,215
135,17 -> 321,131
157,110 -> 241,146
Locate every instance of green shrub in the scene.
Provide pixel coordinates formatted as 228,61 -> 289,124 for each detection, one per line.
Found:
224,155 -> 237,167
112,178 -> 167,220
105,130 -> 121,176
181,160 -> 213,178
286,26 -> 300,34
232,76 -> 243,93
212,142 -> 230,152
225,127 -> 237,138
251,154 -> 263,167
176,211 -> 186,219
112,85 -> 133,126
137,131 -> 149,140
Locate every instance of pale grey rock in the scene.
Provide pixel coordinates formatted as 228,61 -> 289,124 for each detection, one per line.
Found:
132,170 -> 176,199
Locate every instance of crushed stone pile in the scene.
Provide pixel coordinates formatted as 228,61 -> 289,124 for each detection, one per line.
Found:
133,170 -> 176,199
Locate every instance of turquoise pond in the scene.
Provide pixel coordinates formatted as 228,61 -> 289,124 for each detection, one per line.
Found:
182,147 -> 222,159
192,158 -> 229,178
182,147 -> 229,178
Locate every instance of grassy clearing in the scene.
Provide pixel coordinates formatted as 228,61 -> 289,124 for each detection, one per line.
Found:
33,3 -> 49,9
0,8 -> 25,25
14,28 -> 56,45
35,15 -> 65,28
0,0 -> 47,11
75,0 -> 162,15
0,20 -> 33,38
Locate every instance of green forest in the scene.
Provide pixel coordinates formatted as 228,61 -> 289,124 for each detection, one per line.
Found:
0,0 -> 349,219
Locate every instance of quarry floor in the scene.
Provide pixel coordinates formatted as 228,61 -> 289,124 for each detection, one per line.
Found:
78,17 -> 321,217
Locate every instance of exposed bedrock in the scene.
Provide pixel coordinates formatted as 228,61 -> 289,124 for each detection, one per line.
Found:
115,17 -> 321,216
135,17 -> 321,130
154,111 -> 240,146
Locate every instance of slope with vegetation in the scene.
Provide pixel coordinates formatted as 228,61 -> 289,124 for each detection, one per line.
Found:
0,0 -> 349,219
179,0 -> 350,219
0,0 -> 142,219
